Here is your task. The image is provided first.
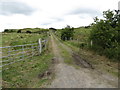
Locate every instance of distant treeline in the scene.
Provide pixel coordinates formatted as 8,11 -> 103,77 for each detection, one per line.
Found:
3,28 -> 50,34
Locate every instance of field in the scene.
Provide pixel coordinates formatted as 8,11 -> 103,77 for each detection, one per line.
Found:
4,28 -> 49,34
1,32 -> 54,88
2,33 -> 47,46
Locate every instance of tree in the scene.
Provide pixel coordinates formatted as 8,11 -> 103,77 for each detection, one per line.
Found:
89,10 -> 120,60
17,30 -> 21,33
61,25 -> 74,41
4,29 -> 9,32
26,30 -> 31,33
49,27 -> 56,31
4,29 -> 14,33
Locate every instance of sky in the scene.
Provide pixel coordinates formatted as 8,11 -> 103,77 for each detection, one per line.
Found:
0,0 -> 119,32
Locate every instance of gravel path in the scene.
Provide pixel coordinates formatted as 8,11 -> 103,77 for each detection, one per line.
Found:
48,34 -> 118,88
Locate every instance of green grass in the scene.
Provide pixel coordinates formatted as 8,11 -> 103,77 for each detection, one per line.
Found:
3,28 -> 49,33
2,47 -> 53,88
74,28 -> 91,40
62,38 -> 118,77
55,27 -> 92,49
60,47 -> 80,69
2,33 -> 47,46
53,34 -> 80,69
2,32 -> 54,88
59,45 -> 74,65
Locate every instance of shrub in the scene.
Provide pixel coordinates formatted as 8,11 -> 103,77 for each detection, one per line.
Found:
17,30 -> 21,33
89,10 -> 120,61
79,43 -> 87,49
4,29 -> 14,33
4,29 -> 9,32
26,31 -> 31,33
61,25 -> 74,41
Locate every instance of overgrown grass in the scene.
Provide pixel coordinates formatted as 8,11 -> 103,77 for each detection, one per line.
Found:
63,40 -> 118,77
2,33 -> 47,46
58,44 -> 74,65
2,32 -> 54,88
2,51 -> 53,88
53,34 -> 79,69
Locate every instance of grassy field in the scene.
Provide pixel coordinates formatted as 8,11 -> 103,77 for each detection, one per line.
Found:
3,28 -> 49,33
55,27 -> 92,48
1,32 -> 54,88
3,51 -> 53,88
2,33 -> 47,46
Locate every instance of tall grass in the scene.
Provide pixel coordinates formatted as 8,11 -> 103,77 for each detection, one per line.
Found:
2,32 -> 54,88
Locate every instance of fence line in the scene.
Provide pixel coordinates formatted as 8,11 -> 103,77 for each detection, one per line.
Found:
0,43 -> 38,49
0,38 -> 48,72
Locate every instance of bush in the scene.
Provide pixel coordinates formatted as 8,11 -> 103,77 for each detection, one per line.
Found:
4,29 -> 9,32
26,31 -> 31,33
17,30 -> 21,33
4,29 -> 14,33
89,10 -> 120,61
79,43 -> 87,49
61,25 -> 74,41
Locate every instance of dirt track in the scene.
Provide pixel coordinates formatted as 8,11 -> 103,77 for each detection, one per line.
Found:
48,34 -> 118,88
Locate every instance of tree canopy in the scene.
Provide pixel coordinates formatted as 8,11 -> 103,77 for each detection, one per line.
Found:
89,10 -> 120,60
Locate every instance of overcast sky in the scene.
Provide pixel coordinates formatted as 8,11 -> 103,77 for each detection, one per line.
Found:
0,0 -> 119,32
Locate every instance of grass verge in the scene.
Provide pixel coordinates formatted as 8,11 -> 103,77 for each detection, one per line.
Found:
53,34 -> 80,69
63,40 -> 118,77
2,50 -> 53,88
2,33 -> 54,88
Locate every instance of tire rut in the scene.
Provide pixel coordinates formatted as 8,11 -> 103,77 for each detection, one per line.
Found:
48,34 -> 118,88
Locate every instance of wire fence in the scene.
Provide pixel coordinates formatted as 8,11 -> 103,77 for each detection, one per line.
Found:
0,38 -> 47,72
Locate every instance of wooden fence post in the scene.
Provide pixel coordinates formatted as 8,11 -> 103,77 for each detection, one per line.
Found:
45,40 -> 47,50
38,38 -> 42,54
31,44 -> 34,57
90,40 -> 93,47
22,46 -> 24,60
65,37 -> 67,41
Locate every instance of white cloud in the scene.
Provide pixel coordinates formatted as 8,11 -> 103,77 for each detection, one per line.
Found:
0,0 -> 35,16
0,0 -> 119,32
